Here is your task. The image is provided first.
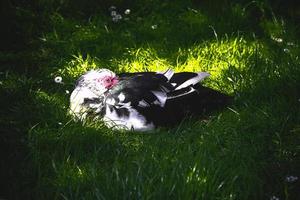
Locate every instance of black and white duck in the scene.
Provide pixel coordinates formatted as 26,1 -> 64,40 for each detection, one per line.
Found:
70,69 -> 232,131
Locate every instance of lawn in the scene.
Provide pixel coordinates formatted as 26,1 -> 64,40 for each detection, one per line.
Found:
1,0 -> 300,199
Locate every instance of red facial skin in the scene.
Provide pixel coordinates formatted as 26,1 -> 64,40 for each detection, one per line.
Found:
95,76 -> 119,89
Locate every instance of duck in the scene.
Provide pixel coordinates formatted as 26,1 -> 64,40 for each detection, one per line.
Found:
69,68 -> 232,131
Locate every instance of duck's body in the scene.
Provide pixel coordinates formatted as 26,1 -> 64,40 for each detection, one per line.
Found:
70,69 -> 232,131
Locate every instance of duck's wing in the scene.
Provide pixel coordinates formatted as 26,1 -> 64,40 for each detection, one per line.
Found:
170,72 -> 210,89
165,72 -> 210,100
115,70 -> 211,103
106,71 -> 175,109
103,71 -> 177,131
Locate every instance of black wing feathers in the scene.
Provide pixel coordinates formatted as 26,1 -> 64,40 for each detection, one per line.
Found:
169,72 -> 199,86
106,72 -> 174,108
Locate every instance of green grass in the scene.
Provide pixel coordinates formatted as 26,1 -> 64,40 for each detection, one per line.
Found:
1,0 -> 300,199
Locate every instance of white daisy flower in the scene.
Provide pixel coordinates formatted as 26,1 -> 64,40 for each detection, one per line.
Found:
54,76 -> 63,84
151,24 -> 158,30
112,17 -> 119,22
124,9 -> 131,15
112,14 -> 122,22
116,14 -> 122,20
111,10 -> 117,16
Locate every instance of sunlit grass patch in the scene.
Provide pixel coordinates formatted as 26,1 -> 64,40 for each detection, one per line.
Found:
115,47 -> 172,73
174,38 -> 261,92
97,37 -> 261,94
57,54 -> 100,80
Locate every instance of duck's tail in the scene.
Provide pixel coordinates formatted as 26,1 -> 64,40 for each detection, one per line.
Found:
190,84 -> 233,113
165,71 -> 232,118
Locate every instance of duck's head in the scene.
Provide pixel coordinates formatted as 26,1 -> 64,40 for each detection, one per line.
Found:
69,69 -> 118,120
76,69 -> 119,96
